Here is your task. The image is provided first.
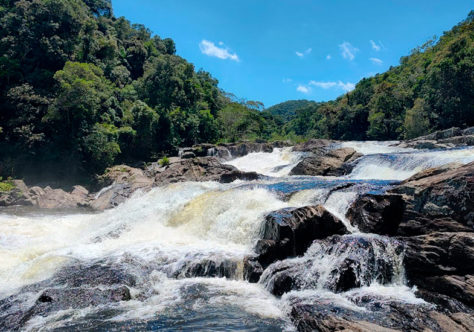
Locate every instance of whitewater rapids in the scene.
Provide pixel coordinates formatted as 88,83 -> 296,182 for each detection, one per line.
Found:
1,142 -> 473,330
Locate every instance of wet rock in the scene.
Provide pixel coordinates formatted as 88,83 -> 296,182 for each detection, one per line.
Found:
403,139 -> 454,150
463,126 -> 474,136
415,288 -> 473,313
38,286 -> 131,309
402,232 -> 474,277
259,235 -> 403,296
390,162 -> 474,236
219,170 -> 260,183
172,259 -> 238,279
243,206 -> 346,283
348,162 -> 473,237
290,147 -> 362,176
201,141 -> 285,160
288,293 -> 474,332
191,143 -> 216,157
259,205 -> 347,258
243,256 -> 264,283
331,258 -> 360,293
421,127 -> 463,140
53,263 -> 138,287
90,165 -> 154,210
346,194 -> 405,235
419,275 -> 474,308
401,232 -> 474,309
13,286 -> 132,326
0,260 -> 144,330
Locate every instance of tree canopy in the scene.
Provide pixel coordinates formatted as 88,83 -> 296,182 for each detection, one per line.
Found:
0,1 -> 472,183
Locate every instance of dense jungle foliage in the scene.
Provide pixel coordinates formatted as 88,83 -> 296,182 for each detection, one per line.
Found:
0,0 -> 282,181
0,0 -> 472,182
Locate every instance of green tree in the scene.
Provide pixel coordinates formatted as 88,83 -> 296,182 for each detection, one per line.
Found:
46,62 -> 114,143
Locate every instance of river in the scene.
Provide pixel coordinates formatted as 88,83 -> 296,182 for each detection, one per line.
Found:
1,142 -> 473,331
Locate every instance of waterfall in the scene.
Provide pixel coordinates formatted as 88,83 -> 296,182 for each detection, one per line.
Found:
1,141 -> 472,330
346,144 -> 474,180
224,147 -> 303,177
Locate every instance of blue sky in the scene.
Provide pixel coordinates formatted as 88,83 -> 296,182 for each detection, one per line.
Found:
113,0 -> 472,108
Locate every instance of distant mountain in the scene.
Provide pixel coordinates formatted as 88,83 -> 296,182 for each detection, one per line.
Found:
264,100 -> 318,121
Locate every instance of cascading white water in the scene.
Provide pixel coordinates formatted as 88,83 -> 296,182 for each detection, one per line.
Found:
348,147 -> 474,180
224,147 -> 303,177
1,141 -> 473,330
0,182 -> 302,295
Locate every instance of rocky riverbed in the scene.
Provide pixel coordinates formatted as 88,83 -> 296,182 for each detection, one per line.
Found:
0,127 -> 473,331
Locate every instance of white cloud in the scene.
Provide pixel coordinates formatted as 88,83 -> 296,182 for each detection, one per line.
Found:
199,40 -> 239,61
370,57 -> 383,65
338,81 -> 356,92
339,41 -> 359,61
309,81 -> 337,89
282,78 -> 293,83
370,40 -> 382,51
297,85 -> 310,93
326,54 -> 331,60
309,80 -> 355,92
296,48 -> 312,58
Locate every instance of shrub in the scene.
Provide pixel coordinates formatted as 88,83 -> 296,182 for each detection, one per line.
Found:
0,177 -> 15,192
159,156 -> 170,167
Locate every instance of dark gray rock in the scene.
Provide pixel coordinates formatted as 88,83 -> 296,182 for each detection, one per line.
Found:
290,147 -> 362,176
346,194 -> 405,235
259,235 -> 403,296
259,205 -> 347,257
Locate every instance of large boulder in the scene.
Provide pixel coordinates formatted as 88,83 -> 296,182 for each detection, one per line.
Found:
244,206 -> 347,282
0,179 -> 89,209
259,205 -> 347,259
153,156 -> 260,185
346,194 -> 405,235
401,232 -> 474,308
402,232 -> 474,277
0,261 -> 139,331
30,185 -> 89,209
347,162 -> 474,236
288,296 -> 474,332
290,147 -> 362,176
390,162 -> 474,236
259,235 -> 403,296
0,179 -> 35,206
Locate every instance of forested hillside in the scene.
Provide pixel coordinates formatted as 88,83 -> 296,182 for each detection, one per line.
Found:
0,0 -> 279,181
0,1 -> 472,183
281,11 -> 473,140
264,100 -> 318,121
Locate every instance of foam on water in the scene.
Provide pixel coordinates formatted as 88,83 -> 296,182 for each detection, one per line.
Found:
224,147 -> 303,177
0,182 -> 301,295
348,147 -> 474,180
337,141 -> 414,155
2,141 -> 473,329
